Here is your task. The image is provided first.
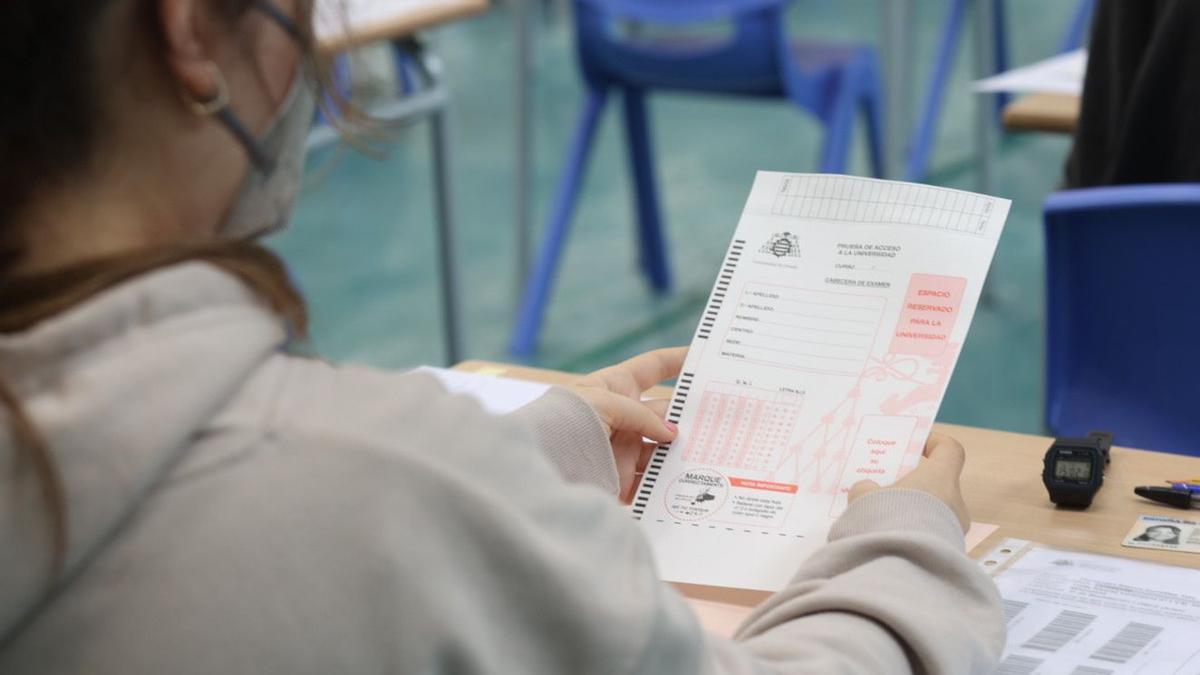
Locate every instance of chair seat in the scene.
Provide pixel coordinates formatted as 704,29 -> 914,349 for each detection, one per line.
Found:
582,36 -> 876,99
581,34 -> 781,95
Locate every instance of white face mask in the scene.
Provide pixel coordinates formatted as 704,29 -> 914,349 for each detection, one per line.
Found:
206,0 -> 316,239
217,72 -> 317,240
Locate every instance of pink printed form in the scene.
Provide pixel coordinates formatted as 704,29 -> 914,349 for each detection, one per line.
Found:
635,172 -> 1010,592
890,274 -> 967,357
830,415 -> 919,517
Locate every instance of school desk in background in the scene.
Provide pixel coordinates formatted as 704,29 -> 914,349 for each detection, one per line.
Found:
975,49 -> 1085,134
440,362 -> 1200,638
310,0 -> 491,365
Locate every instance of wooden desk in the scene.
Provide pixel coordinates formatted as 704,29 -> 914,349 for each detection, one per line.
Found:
456,359 -> 1200,570
1003,93 -> 1081,134
456,359 -> 1200,634
315,0 -> 489,52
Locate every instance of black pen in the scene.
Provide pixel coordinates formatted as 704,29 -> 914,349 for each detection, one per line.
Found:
1134,486 -> 1198,509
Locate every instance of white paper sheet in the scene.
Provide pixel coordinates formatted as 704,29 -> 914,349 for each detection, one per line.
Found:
417,366 -> 550,415
982,539 -> 1200,674
632,172 -> 1010,591
974,50 -> 1087,96
315,0 -> 469,42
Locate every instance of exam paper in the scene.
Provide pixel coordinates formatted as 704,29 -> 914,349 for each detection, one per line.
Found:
984,539 -> 1200,674
633,172 -> 1010,591
974,50 -> 1087,96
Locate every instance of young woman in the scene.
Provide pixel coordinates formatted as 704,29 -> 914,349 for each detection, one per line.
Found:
0,1 -> 1003,672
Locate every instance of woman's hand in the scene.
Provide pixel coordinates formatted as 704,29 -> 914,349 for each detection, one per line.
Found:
848,432 -> 971,531
570,347 -> 687,503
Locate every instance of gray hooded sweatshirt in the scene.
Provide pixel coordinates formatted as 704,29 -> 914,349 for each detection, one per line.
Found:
0,262 -> 1004,674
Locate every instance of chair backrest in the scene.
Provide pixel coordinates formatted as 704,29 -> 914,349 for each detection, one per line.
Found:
1044,185 -> 1200,456
572,0 -> 791,95
1059,0 -> 1095,53
577,0 -> 786,23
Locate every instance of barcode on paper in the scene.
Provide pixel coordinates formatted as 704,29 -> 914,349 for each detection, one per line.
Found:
1067,666 -> 1113,675
993,654 -> 1044,675
1022,610 -> 1097,652
1089,622 -> 1163,664
1002,599 -> 1029,624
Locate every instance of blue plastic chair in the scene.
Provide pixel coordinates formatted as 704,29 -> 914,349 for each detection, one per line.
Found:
1057,0 -> 1096,55
510,0 -> 885,356
1044,185 -> 1200,457
906,0 -> 1095,181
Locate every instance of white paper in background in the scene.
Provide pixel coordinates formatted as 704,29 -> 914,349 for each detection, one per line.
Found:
974,50 -> 1087,95
981,539 -> 1200,674
314,0 -> 463,42
417,367 -> 550,416
634,172 -> 1010,591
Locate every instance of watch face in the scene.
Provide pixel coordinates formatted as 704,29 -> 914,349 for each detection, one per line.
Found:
1054,458 -> 1092,481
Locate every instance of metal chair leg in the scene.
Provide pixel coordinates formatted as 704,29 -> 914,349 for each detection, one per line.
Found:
622,88 -> 671,292
906,0 -> 1011,181
818,81 -> 857,174
992,0 -> 1011,115
514,0 -> 535,303
430,108 -> 463,364
881,0 -> 915,180
974,0 -> 997,194
861,60 -> 888,179
906,0 -> 967,181
1060,0 -> 1095,52
868,81 -> 888,178
509,88 -> 610,357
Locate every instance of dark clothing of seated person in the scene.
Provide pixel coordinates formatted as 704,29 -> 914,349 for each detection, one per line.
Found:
1066,0 -> 1200,187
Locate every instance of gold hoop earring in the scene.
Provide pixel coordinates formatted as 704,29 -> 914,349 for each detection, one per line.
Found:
183,63 -> 230,116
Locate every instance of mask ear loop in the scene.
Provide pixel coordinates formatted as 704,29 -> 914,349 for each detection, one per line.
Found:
251,0 -> 307,44
183,62 -> 275,172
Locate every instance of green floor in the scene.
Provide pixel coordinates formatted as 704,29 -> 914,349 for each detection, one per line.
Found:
268,0 -> 1082,435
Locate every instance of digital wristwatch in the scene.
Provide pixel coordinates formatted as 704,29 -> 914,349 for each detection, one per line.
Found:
1042,431 -> 1112,508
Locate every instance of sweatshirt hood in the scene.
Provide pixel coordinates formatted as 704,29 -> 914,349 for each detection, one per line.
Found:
0,262 -> 286,639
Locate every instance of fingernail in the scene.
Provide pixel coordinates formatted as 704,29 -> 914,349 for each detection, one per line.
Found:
664,420 -> 679,434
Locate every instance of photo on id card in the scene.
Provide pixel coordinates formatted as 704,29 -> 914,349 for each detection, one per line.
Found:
1122,515 -> 1200,553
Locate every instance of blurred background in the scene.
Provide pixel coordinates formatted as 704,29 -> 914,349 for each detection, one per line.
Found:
271,0 -> 1089,436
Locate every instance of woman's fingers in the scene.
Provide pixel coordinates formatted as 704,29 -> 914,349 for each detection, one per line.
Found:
848,479 -> 881,502
622,442 -> 663,504
596,390 -> 678,443
592,347 -> 687,394
625,346 -> 687,390
636,440 -> 658,473
572,349 -> 687,502
923,433 -> 966,475
642,398 -> 671,419
611,429 -> 642,502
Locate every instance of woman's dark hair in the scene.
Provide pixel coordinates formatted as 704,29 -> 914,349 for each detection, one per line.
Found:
1,2 -> 117,252
0,0 -> 321,575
